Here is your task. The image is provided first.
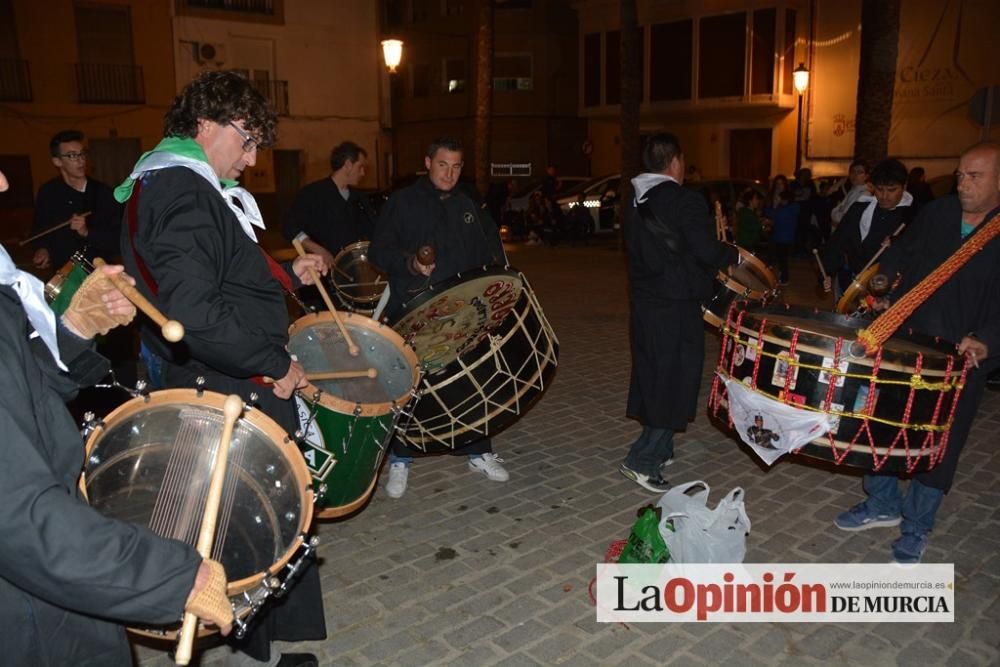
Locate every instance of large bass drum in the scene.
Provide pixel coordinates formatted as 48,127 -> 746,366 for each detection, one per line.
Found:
82,389 -> 314,639
389,267 -> 559,451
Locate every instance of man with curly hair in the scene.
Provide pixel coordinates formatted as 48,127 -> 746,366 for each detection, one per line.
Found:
116,70 -> 327,667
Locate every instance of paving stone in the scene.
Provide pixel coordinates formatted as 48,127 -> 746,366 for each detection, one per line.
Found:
443,616 -> 506,650
895,639 -> 948,666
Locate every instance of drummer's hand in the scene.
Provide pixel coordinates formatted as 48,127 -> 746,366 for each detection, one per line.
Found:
870,296 -> 891,312
97,264 -> 138,319
316,247 -> 335,270
33,247 -> 50,270
822,276 -> 832,292
69,213 -> 89,237
880,236 -> 892,248
292,254 -> 328,285
958,336 -> 987,369
409,255 -> 435,277
62,265 -> 137,339
272,360 -> 308,399
185,559 -> 233,636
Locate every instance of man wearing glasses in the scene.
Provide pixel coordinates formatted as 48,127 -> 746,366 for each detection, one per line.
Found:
31,130 -> 121,272
116,70 -> 327,667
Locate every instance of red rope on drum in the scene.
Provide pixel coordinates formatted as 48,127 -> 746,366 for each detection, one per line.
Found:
781,328 -> 800,402
863,348 -> 886,470
924,355 -> 955,469
895,352 -> 923,473
930,356 -> 970,470
709,305 -> 735,417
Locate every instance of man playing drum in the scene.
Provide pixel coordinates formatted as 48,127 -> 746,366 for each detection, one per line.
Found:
834,141 -> 1000,563
283,140 -> 376,269
116,71 -> 327,666
818,158 -> 915,299
369,137 -> 510,498
621,133 -> 738,491
1,228 -> 232,665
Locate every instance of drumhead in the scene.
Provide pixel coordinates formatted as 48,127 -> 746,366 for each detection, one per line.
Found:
390,267 -> 524,374
82,389 -> 312,591
331,241 -> 386,306
288,312 -> 420,417
731,304 -> 958,373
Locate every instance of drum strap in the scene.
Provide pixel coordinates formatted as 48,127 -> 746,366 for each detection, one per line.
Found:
125,178 -> 160,296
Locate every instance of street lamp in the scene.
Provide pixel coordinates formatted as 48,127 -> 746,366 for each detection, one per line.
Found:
793,63 -> 809,172
381,39 -> 403,183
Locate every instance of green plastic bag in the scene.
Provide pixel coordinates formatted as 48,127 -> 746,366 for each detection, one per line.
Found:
617,507 -> 672,564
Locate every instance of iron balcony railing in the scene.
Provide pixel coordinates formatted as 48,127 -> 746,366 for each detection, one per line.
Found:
76,63 -> 145,104
252,79 -> 289,116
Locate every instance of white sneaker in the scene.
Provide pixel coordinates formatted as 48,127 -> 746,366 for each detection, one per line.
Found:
468,453 -> 509,482
386,461 -> 410,498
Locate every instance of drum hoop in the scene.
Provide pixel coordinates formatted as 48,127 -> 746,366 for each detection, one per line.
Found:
392,265 -> 522,323
289,311 -> 420,416
81,388 -> 314,594
723,306 -> 959,377
715,246 -> 776,300
331,241 -> 385,305
836,263 -> 881,314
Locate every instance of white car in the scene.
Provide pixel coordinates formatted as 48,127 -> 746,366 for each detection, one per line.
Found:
507,176 -> 590,212
556,174 -> 621,233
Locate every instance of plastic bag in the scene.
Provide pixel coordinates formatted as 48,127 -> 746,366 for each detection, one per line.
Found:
656,481 -> 751,563
617,507 -> 672,564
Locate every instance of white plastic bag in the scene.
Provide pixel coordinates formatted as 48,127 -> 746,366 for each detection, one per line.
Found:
656,481 -> 751,563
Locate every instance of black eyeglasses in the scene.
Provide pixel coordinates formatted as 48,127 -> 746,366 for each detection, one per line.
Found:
228,122 -> 260,152
59,151 -> 88,161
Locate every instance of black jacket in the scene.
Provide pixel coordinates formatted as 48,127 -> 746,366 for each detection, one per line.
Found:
880,196 -> 1000,359
31,177 -> 122,270
282,177 -> 376,254
369,177 -> 504,320
820,199 -> 914,277
0,286 -> 198,666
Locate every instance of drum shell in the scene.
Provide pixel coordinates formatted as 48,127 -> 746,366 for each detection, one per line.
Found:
714,306 -> 963,472
704,246 -> 777,329
836,263 -> 881,315
81,389 -> 314,639
398,281 -> 559,451
45,255 -> 90,315
330,241 -> 386,314
288,312 -> 420,518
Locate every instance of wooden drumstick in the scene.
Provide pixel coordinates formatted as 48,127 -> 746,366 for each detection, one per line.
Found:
307,369 -> 377,381
175,395 -> 243,666
812,249 -> 832,293
416,244 -> 436,267
92,258 -> 184,342
856,221 -> 907,277
19,212 -> 91,246
291,238 -> 359,356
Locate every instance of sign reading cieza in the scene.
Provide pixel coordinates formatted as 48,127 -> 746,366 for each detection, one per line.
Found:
596,564 -> 954,623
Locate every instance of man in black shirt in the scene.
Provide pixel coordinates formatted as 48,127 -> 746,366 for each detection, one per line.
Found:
819,158 -> 914,296
834,142 -> 1000,564
283,141 -> 376,268
31,130 -> 121,273
369,138 -> 509,498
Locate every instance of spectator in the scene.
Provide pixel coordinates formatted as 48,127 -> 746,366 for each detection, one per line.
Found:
735,189 -> 764,251
906,166 -> 935,213
764,189 -> 799,285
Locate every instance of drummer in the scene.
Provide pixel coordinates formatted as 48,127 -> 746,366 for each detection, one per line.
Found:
282,140 -> 377,269
1,232 -> 232,664
621,133 -> 738,491
833,141 -> 1000,563
369,137 -> 510,498
818,158 -> 914,299
30,130 -> 122,272
116,70 -> 327,667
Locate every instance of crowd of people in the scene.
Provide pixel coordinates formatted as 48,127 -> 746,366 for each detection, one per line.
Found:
3,65 -> 999,665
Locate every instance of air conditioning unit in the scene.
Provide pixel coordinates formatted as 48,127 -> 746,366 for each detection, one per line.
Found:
194,42 -> 227,66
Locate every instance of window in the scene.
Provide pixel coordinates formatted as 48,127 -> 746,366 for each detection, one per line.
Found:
699,12 -> 746,98
444,58 -> 465,93
75,4 -> 143,103
494,53 -> 532,92
177,0 -> 283,23
605,27 -> 644,105
650,19 -> 692,102
583,33 -> 600,107
751,9 -> 776,95
0,0 -> 30,101
783,9 -> 797,94
442,0 -> 462,16
412,63 -> 431,97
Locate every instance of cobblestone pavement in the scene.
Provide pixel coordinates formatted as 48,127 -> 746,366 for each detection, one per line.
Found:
137,239 -> 1000,667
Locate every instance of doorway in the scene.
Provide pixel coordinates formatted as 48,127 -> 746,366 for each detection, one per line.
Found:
729,129 -> 772,181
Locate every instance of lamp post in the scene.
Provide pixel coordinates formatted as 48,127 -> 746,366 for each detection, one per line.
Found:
793,62 -> 810,173
381,39 -> 403,184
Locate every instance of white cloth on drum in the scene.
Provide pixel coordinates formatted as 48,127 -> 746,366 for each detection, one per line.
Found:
723,375 -> 832,466
0,243 -> 67,371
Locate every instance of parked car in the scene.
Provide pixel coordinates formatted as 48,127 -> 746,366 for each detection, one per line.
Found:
556,174 -> 622,233
506,176 -> 590,212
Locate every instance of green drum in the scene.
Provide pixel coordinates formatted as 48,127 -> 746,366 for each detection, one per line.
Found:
44,252 -> 92,315
288,312 -> 420,519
